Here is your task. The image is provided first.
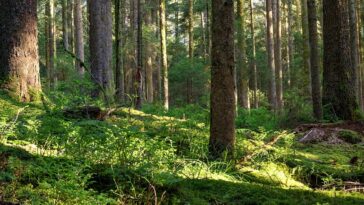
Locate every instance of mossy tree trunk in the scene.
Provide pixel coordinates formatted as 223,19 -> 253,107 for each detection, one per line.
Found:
0,0 -> 41,101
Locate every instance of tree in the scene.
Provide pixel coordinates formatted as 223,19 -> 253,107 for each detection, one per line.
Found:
286,0 -> 293,88
88,0 -> 114,101
115,0 -> 125,103
0,0 -> 41,101
135,0 -> 143,109
237,0 -> 250,110
322,0 -> 358,120
307,0 -> 323,120
266,0 -> 277,111
160,0 -> 169,110
250,0 -> 259,109
273,0 -> 283,111
209,0 -> 236,158
188,0 -> 194,59
46,0 -> 57,89
74,0 -> 85,75
62,0 -> 69,51
301,0 -> 311,94
349,0 -> 360,104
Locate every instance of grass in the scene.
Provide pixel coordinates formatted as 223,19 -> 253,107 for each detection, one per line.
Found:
0,92 -> 364,204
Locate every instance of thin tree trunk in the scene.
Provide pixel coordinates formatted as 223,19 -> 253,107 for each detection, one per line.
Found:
67,0 -> 74,52
0,0 -> 42,102
237,0 -> 250,110
160,0 -> 169,109
115,0 -> 125,103
274,0 -> 283,111
301,0 -> 311,95
266,0 -> 277,111
209,0 -> 236,158
46,0 -> 56,89
62,0 -> 69,51
74,0 -> 85,75
287,0 -> 293,88
349,0 -> 360,104
145,0 -> 154,104
188,0 -> 194,59
135,0 -> 143,109
307,0 -> 323,120
250,0 -> 258,108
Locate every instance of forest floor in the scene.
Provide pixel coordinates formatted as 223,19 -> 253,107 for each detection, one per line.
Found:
0,92 -> 364,204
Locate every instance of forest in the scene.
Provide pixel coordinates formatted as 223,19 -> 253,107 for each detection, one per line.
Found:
0,0 -> 364,204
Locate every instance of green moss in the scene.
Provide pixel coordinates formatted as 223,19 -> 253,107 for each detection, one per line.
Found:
338,130 -> 363,144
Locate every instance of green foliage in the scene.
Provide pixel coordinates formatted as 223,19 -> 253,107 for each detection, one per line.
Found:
236,107 -> 278,131
338,130 -> 363,144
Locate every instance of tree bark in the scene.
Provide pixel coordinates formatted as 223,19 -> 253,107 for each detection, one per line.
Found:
323,0 -> 358,120
89,0 -> 114,101
349,0 -> 360,104
237,0 -> 250,110
273,0 -> 283,111
250,0 -> 258,108
209,0 -> 236,158
145,0 -> 154,104
135,0 -> 143,109
115,0 -> 125,103
62,0 -> 69,51
266,0 -> 277,111
188,0 -> 194,59
301,0 -> 312,95
307,0 -> 323,120
160,0 -> 169,109
287,0 -> 293,88
0,0 -> 41,101
74,0 -> 85,75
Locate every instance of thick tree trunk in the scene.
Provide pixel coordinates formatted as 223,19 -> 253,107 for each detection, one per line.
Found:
349,0 -> 360,104
323,0 -> 358,120
74,0 -> 85,75
307,0 -> 323,120
115,0 -> 125,103
160,0 -> 169,109
0,0 -> 41,101
89,0 -> 114,101
266,0 -> 277,111
209,0 -> 236,158
250,0 -> 258,108
237,0 -> 250,110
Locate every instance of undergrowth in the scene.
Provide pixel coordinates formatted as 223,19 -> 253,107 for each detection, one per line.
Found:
0,91 -> 363,204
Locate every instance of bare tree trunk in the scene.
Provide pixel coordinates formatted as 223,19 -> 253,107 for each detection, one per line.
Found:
323,0 -> 358,120
145,0 -> 154,104
135,0 -> 143,109
250,0 -> 258,108
209,0 -> 236,158
62,0 -> 69,51
301,0 -> 311,95
266,0 -> 277,111
188,0 -> 194,59
349,0 -> 360,104
46,0 -> 56,90
273,0 -> 283,111
74,0 -> 85,75
287,0 -> 293,88
115,0 -> 125,103
67,0 -> 74,52
307,0 -> 323,120
89,0 -> 114,102
0,0 -> 42,102
160,0 -> 169,109
237,0 -> 250,110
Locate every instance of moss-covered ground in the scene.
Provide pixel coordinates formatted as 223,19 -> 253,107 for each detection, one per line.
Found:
0,92 -> 363,204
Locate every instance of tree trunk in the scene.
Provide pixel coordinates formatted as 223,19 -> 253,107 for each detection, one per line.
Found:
67,0 -> 74,52
323,0 -> 358,120
145,0 -> 154,104
135,0 -> 143,109
250,0 -> 258,108
115,0 -> 125,103
0,0 -> 41,101
266,0 -> 277,111
301,0 -> 311,95
188,0 -> 194,59
62,0 -> 69,51
287,0 -> 293,88
74,0 -> 85,75
46,0 -> 57,90
273,0 -> 283,111
160,0 -> 169,110
237,0 -> 250,110
89,0 -> 114,102
209,0 -> 236,158
307,0 -> 323,120
349,0 -> 360,104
